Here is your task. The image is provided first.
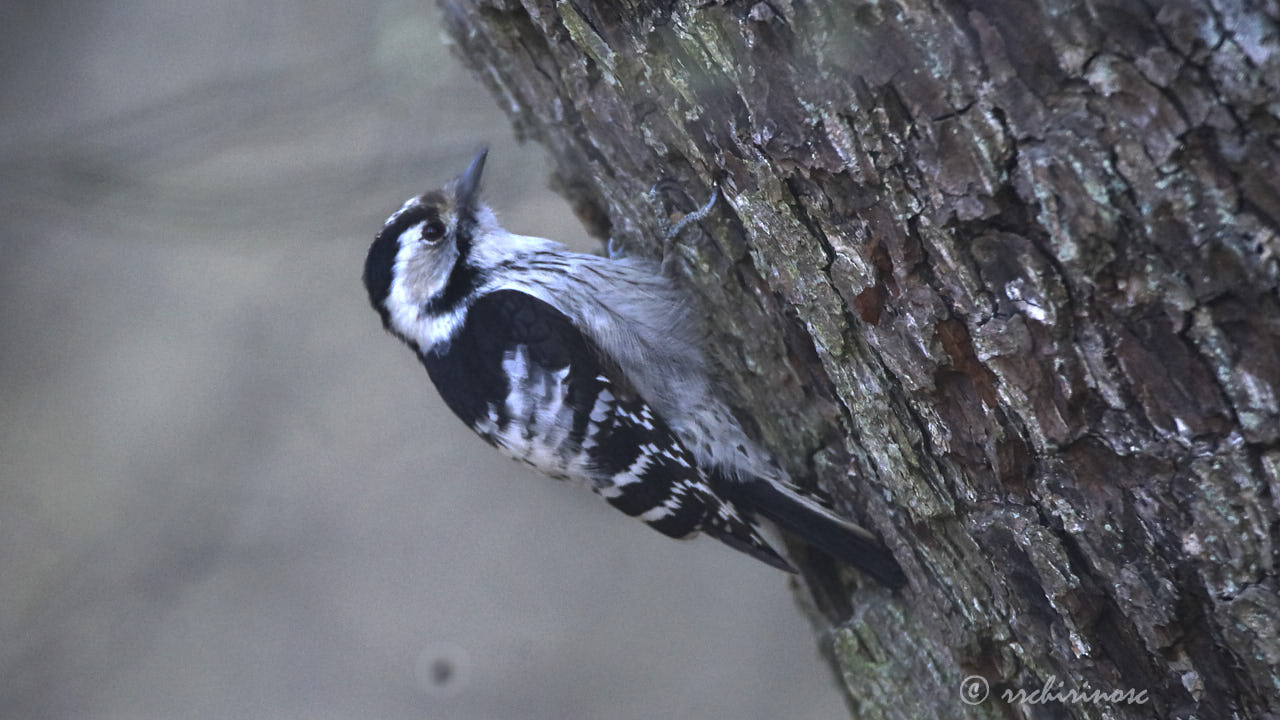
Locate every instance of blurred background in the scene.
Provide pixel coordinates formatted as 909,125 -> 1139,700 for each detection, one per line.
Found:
0,2 -> 845,718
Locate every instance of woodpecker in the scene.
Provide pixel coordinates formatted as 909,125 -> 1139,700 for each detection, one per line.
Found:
363,148 -> 904,586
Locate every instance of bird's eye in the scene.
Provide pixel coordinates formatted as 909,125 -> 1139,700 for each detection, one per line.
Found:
422,221 -> 446,243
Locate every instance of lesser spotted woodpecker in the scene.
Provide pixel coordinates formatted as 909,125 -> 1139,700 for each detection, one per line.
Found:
363,148 -> 905,586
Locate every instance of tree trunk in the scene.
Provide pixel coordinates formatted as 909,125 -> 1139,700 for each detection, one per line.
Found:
437,1 -> 1280,717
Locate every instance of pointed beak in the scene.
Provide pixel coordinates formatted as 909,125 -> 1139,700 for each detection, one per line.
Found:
456,146 -> 488,207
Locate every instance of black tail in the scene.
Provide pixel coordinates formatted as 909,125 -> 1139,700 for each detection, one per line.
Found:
734,478 -> 906,588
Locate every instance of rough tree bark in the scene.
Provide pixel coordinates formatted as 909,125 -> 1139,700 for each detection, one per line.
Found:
436,1 -> 1279,717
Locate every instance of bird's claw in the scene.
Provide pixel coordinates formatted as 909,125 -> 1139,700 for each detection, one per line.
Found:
647,179 -> 722,265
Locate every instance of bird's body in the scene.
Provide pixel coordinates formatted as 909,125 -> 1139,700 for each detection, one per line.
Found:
363,149 -> 904,586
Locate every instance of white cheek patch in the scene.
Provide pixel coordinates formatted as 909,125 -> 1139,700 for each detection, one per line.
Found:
384,230 -> 469,348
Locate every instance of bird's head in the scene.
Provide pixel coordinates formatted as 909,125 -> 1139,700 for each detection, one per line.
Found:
364,147 -> 494,334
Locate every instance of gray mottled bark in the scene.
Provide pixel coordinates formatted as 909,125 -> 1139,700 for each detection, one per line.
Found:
437,1 -> 1280,717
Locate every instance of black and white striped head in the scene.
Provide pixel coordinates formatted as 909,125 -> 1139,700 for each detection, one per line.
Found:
363,148 -> 496,339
